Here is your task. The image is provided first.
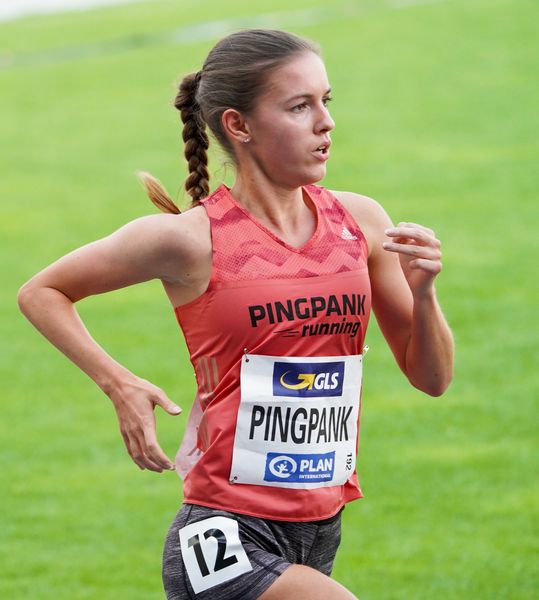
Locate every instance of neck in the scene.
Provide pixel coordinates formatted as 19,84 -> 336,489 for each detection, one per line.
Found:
228,171 -> 317,249
230,172 -> 310,230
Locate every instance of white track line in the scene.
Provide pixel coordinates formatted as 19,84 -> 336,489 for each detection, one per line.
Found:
0,0 -> 145,23
0,1 -> 449,68
388,0 -> 446,9
1,0 -> 448,25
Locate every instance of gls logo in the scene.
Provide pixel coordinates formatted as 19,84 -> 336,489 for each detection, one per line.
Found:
272,361 -> 345,398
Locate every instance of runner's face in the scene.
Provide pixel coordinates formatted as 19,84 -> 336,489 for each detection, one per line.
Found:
246,52 -> 335,188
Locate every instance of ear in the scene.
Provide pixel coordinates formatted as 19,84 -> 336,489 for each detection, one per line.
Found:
221,108 -> 252,145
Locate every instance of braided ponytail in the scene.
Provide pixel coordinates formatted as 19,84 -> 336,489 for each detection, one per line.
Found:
175,72 -> 210,206
139,71 -> 210,213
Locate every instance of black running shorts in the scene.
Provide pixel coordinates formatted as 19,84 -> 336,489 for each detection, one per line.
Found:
162,503 -> 343,599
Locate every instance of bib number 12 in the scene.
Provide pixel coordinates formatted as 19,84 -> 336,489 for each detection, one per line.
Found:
179,516 -> 252,593
188,528 -> 239,576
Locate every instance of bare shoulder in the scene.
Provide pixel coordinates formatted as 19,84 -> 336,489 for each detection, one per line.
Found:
116,206 -> 211,279
329,190 -> 391,226
19,205 -> 212,304
329,190 -> 393,253
123,205 -> 209,253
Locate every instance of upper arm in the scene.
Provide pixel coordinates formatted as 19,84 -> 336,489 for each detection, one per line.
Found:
20,210 -> 208,303
331,190 -> 414,370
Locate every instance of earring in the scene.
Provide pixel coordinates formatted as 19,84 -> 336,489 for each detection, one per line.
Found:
243,137 -> 251,144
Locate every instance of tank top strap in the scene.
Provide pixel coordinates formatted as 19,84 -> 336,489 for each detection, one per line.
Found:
307,184 -> 367,245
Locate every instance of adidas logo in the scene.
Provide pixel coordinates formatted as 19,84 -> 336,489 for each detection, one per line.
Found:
341,226 -> 357,240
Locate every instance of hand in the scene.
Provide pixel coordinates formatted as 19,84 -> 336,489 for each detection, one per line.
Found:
382,222 -> 442,296
108,374 -> 182,472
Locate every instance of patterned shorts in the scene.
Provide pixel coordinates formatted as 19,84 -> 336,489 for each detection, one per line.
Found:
162,503 -> 343,600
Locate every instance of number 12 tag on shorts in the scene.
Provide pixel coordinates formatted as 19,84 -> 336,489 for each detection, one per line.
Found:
179,516 -> 252,593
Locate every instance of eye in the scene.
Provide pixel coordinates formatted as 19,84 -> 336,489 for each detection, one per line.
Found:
322,96 -> 333,107
291,102 -> 308,112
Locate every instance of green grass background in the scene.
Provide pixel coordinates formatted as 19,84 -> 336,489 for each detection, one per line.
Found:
1,0 -> 537,598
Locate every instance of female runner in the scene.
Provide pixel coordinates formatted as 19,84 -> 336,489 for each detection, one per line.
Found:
18,29 -> 454,600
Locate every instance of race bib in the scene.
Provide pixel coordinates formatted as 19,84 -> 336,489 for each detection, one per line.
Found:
179,516 -> 252,593
229,354 -> 362,489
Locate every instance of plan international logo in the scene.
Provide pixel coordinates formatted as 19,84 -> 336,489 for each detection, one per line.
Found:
264,451 -> 336,483
272,361 -> 345,398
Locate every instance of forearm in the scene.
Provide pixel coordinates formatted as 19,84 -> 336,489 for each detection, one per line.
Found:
17,285 -> 134,396
404,289 -> 454,396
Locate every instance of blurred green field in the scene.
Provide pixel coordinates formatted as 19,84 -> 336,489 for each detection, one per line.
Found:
1,0 -> 537,598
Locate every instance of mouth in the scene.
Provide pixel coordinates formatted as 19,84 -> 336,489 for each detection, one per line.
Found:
312,141 -> 331,160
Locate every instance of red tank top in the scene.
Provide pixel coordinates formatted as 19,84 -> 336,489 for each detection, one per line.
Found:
173,183 -> 371,521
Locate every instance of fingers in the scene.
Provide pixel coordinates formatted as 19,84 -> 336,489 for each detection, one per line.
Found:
382,222 -> 443,291
121,425 -> 172,472
143,424 -> 176,471
383,221 -> 442,259
122,430 -> 175,472
145,391 -> 181,469
121,430 -> 145,471
384,223 -> 440,248
408,258 -> 442,274
120,412 -> 176,472
394,221 -> 435,237
382,241 -> 442,261
112,377 -> 180,473
154,394 -> 182,416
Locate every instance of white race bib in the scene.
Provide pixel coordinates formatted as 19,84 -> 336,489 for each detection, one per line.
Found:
229,354 -> 362,489
179,516 -> 252,593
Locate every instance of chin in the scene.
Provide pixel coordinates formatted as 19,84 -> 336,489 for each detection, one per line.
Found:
269,160 -> 327,189
301,167 -> 327,186
287,166 -> 328,189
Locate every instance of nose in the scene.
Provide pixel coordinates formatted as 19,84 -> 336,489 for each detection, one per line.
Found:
316,104 -> 335,133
